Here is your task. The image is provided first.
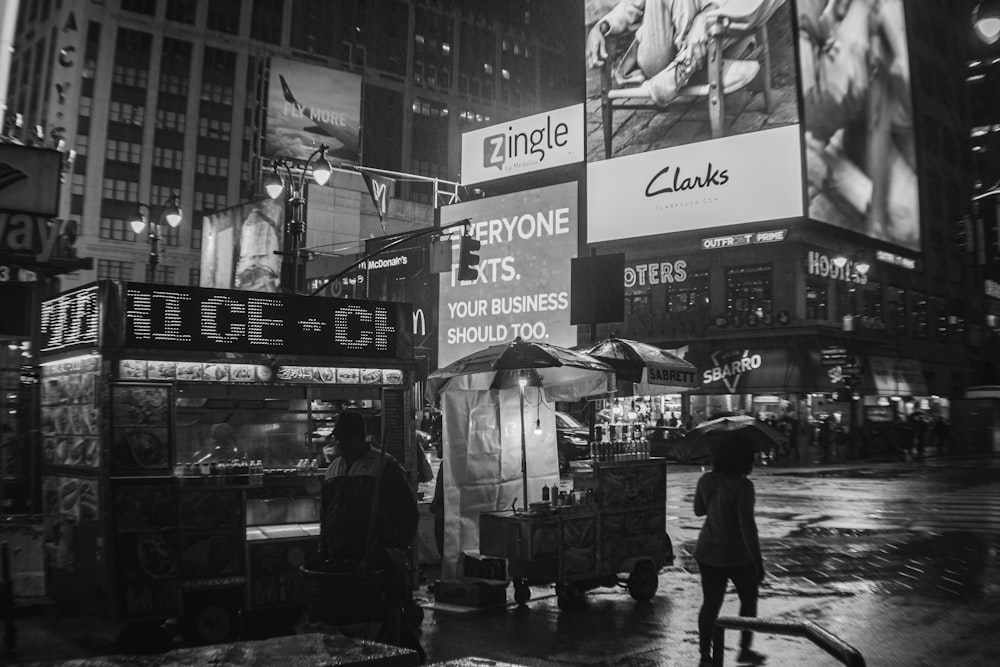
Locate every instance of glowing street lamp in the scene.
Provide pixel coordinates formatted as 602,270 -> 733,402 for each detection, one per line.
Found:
128,192 -> 183,281
265,145 -> 332,293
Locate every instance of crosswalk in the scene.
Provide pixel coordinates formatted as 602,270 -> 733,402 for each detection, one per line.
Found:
906,482 -> 1000,537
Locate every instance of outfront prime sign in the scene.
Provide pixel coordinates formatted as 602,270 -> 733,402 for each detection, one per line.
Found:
460,104 -> 584,185
587,125 -> 802,243
438,182 -> 578,367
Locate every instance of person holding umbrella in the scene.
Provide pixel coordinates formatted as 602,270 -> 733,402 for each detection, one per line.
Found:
693,435 -> 766,666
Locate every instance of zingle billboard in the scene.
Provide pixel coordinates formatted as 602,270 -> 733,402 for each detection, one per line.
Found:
265,58 -> 362,164
583,0 -> 920,252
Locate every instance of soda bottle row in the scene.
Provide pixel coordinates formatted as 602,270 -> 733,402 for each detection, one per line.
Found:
590,438 -> 650,462
594,421 -> 646,443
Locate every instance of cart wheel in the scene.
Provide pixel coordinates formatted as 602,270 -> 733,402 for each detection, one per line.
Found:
513,579 -> 531,605
182,593 -> 240,645
627,561 -> 658,602
556,583 -> 584,610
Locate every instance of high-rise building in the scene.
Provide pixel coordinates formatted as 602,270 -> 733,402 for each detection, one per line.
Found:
2,0 -> 581,290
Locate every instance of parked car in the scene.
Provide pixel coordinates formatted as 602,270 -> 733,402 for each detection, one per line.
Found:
555,411 -> 590,474
644,426 -> 704,462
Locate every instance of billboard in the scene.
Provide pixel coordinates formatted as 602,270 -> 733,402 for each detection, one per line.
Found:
438,182 -> 579,368
584,0 -> 799,162
798,0 -> 919,251
200,199 -> 285,292
583,0 -> 802,242
460,104 -> 585,185
265,58 -> 362,164
587,125 -> 803,242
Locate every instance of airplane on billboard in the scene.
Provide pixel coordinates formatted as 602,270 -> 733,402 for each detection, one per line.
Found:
279,75 -> 360,160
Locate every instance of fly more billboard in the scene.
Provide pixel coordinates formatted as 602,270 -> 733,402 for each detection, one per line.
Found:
265,58 -> 362,164
438,182 -> 578,367
583,0 -> 919,251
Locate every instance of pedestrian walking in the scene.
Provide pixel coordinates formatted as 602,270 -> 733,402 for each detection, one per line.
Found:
694,438 -> 766,666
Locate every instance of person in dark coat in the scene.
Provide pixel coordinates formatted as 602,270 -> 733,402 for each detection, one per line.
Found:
321,410 -> 421,657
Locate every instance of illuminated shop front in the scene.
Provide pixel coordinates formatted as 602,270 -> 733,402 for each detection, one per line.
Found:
37,281 -> 418,643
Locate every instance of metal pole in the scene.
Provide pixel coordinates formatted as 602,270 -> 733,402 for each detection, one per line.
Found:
148,225 -> 160,281
519,382 -> 529,509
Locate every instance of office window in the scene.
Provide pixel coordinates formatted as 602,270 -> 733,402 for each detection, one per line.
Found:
251,0 -> 283,45
156,109 -> 186,132
101,178 -> 140,201
861,280 -> 883,328
887,286 -> 906,339
153,146 -> 184,170
108,101 -> 144,126
105,139 -> 142,164
666,271 -> 708,312
121,0 -> 155,15
625,287 -> 651,317
931,295 -> 948,340
97,259 -> 133,281
726,265 -> 772,326
806,277 -> 828,320
166,0 -> 196,24
189,268 -> 201,286
912,291 -> 929,338
145,265 -> 177,284
99,217 -> 136,242
196,153 -> 229,177
207,0 -> 241,35
113,63 -> 149,89
198,117 -> 231,140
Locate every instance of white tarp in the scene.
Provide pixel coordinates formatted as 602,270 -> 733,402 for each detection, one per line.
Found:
440,387 -> 559,578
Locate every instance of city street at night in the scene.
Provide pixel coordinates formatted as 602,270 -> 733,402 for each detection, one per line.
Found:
10,452 -> 1000,666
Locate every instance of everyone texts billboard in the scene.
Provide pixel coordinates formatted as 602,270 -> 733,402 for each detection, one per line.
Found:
438,182 -> 578,367
265,58 -> 362,164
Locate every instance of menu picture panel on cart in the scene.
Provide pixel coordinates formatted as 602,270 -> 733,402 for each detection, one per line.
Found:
110,383 -> 172,474
113,479 -> 180,619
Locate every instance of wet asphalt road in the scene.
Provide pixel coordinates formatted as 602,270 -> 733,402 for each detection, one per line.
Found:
417,455 -> 1000,666
9,454 -> 1000,666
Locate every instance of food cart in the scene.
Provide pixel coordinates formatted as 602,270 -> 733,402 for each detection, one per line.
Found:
37,280 -> 417,643
478,441 -> 672,609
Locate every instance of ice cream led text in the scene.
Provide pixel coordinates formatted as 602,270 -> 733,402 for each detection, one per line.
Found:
125,290 -> 394,351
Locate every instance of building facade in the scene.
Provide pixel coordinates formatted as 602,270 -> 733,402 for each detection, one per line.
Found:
3,0 -> 581,292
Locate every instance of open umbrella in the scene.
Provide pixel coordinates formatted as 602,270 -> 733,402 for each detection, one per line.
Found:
677,415 -> 788,463
426,338 -> 615,504
577,336 -> 698,396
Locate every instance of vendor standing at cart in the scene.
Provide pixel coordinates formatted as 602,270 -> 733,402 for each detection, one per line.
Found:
320,410 -> 421,654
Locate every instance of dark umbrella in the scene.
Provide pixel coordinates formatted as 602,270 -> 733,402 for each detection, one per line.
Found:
577,336 -> 698,395
426,338 -> 615,504
677,415 -> 788,463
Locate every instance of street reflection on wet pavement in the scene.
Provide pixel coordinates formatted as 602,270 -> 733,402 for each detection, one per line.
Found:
419,457 -> 1000,666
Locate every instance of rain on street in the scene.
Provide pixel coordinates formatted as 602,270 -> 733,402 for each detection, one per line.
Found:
418,456 -> 1000,666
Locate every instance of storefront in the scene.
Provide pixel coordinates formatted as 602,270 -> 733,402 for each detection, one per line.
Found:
37,281 -> 417,643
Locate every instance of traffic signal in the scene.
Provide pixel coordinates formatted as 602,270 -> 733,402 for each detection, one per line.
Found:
457,234 -> 481,281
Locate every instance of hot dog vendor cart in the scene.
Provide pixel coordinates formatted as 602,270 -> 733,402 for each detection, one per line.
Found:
479,448 -> 673,610
37,280 -> 417,643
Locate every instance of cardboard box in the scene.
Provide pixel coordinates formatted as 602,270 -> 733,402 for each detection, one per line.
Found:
432,577 -> 507,608
460,550 -> 507,581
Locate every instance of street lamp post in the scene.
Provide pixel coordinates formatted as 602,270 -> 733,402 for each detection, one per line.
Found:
265,144 -> 332,294
129,192 -> 183,282
833,252 -> 871,460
